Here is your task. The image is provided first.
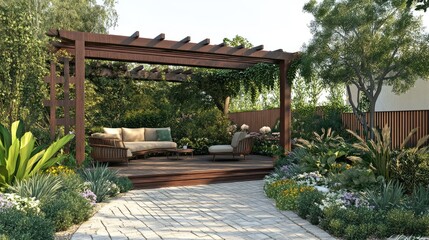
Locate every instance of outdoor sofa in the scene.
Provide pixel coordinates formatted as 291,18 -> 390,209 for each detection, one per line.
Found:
89,127 -> 177,164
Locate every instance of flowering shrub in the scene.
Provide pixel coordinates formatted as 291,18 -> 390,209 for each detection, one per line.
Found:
227,124 -> 237,135
318,191 -> 368,211
108,181 -> 121,197
292,171 -> 326,186
240,124 -> 249,131
80,189 -> 97,206
276,185 -> 315,210
264,179 -> 298,199
259,126 -> 271,134
45,165 -> 75,176
0,193 -> 40,214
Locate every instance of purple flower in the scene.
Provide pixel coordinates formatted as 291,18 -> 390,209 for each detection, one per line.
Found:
81,189 -> 97,205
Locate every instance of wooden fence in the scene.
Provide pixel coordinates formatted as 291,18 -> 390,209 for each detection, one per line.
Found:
229,109 -> 280,132
342,110 -> 429,148
229,109 -> 429,148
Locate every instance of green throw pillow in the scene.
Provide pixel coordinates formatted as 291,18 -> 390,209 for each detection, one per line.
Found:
156,129 -> 172,141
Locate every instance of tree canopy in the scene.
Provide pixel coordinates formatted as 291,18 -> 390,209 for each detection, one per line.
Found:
302,0 -> 429,137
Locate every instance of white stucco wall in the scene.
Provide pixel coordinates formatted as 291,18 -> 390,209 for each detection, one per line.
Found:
347,79 -> 429,111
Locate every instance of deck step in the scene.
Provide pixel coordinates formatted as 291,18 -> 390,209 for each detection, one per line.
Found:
128,167 -> 273,189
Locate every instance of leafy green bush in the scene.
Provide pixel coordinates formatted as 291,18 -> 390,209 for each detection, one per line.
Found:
297,189 -> 324,224
0,120 -> 74,188
41,190 -> 93,231
10,174 -> 63,203
0,208 -> 54,240
113,176 -> 133,193
253,138 -> 280,156
330,167 -> 378,191
79,164 -> 118,202
386,208 -> 429,236
294,128 -> 357,175
321,206 -> 387,239
60,172 -> 85,192
391,149 -> 429,193
290,104 -> 348,140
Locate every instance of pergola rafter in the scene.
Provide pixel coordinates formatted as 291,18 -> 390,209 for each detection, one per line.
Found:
47,29 -> 299,164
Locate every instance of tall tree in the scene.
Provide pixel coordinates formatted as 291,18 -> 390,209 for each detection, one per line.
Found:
0,1 -> 47,127
302,0 -> 429,138
0,0 -> 117,135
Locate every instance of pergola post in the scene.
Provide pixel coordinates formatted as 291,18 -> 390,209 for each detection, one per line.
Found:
75,34 -> 86,164
279,60 -> 292,152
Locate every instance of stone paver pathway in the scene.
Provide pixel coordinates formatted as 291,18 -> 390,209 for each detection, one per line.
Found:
72,180 -> 334,240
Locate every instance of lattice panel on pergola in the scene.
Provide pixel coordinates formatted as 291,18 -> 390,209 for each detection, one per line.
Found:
44,57 -> 75,140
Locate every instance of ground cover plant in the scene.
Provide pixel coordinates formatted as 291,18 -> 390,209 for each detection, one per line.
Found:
264,127 -> 429,239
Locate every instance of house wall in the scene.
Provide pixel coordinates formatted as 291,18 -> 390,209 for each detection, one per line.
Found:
348,79 -> 429,111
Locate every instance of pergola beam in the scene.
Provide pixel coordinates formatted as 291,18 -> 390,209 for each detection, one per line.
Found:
48,30 -> 292,61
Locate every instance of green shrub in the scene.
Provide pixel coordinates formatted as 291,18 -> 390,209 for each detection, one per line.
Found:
79,164 -> 118,202
10,174 -> 63,203
60,172 -> 85,192
297,189 -> 324,225
275,185 -> 314,210
113,176 -> 133,193
407,185 -> 429,215
253,138 -> 280,156
0,208 -> 54,240
386,208 -> 429,236
330,167 -> 378,191
391,149 -> 429,193
41,190 -> 93,231
295,128 -> 356,175
321,206 -> 387,239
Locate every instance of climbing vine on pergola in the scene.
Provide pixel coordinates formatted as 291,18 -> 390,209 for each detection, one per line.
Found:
46,29 -> 299,164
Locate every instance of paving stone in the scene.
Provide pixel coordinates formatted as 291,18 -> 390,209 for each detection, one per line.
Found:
71,180 -> 335,240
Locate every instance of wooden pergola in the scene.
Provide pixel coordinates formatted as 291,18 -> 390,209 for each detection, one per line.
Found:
46,29 -> 299,164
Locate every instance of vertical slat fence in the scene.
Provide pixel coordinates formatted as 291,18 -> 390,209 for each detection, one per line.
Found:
229,109 -> 280,132
230,109 -> 429,149
342,110 -> 429,148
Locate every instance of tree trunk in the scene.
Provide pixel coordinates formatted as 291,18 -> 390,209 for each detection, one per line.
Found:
223,96 -> 230,117
368,100 -> 376,140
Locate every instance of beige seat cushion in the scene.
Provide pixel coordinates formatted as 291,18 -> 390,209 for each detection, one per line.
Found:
91,133 -> 118,139
122,127 -> 145,142
208,145 -> 233,153
231,132 -> 247,147
144,127 -> 171,141
123,141 -> 177,153
103,127 -> 122,140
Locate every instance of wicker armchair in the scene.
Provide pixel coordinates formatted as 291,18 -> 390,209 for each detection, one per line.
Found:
208,132 -> 255,161
88,136 -> 130,164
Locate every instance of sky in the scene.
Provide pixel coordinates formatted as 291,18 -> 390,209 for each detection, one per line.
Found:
108,0 -> 314,53
109,0 -> 429,53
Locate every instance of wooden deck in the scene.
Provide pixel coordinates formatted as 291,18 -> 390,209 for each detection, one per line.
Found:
108,154 -> 274,189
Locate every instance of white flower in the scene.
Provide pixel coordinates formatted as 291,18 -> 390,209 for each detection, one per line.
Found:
240,124 -> 249,131
315,186 -> 330,193
259,126 -> 271,134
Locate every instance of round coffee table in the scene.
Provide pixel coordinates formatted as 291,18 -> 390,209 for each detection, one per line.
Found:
167,148 -> 194,160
